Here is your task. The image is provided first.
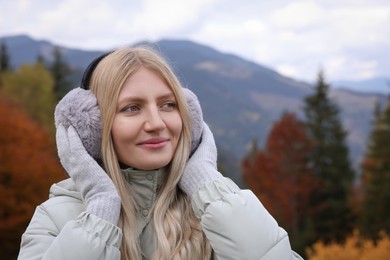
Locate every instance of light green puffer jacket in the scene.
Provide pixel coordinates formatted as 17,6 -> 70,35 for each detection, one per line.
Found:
18,168 -> 302,260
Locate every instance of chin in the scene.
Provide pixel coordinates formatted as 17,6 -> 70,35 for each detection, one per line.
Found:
135,160 -> 171,171
119,152 -> 174,171
139,164 -> 169,171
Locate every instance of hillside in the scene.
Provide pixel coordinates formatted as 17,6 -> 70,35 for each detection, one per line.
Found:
1,34 -> 386,183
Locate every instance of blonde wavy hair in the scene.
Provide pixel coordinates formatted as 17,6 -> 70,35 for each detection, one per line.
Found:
89,47 -> 212,259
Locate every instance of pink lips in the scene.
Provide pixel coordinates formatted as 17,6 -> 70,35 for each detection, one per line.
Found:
137,137 -> 169,149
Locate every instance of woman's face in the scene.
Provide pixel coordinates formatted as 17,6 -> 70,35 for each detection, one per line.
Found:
112,67 -> 183,170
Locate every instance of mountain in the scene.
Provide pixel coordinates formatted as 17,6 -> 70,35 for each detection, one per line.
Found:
2,34 -> 102,69
1,34 -> 387,184
333,77 -> 389,94
153,40 -> 386,178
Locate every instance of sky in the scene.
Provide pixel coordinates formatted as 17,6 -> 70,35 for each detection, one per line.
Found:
0,0 -> 389,90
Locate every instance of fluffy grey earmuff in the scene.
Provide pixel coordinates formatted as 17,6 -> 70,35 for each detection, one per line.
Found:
182,88 -> 203,154
54,88 -> 102,159
54,87 -> 203,159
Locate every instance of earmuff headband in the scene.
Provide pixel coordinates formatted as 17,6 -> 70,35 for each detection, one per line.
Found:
81,51 -> 113,90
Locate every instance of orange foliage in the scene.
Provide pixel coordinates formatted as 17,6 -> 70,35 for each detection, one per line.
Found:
243,113 -> 317,254
0,97 -> 64,258
243,113 -> 316,223
307,230 -> 390,260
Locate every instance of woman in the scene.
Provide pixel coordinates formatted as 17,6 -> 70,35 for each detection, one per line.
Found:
18,47 -> 302,259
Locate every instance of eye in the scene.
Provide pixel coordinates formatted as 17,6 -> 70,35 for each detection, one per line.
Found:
121,104 -> 140,114
161,101 -> 177,112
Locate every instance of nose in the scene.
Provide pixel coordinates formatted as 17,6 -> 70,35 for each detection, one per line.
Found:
144,107 -> 166,132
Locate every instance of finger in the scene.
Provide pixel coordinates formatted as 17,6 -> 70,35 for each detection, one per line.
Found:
56,124 -> 70,158
202,122 -> 215,144
67,125 -> 89,157
200,122 -> 217,155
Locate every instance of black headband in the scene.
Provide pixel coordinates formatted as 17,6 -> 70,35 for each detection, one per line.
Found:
80,51 -> 114,90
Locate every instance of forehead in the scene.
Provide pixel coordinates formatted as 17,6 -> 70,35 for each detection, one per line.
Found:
118,67 -> 174,100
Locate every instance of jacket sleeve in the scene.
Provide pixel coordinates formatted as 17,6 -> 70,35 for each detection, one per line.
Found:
192,177 -> 303,260
18,205 -> 122,260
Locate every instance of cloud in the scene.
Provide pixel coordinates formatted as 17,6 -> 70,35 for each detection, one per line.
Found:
270,1 -> 324,30
243,0 -> 390,81
275,64 -> 300,79
0,0 -> 389,82
0,0 -> 129,49
326,56 -> 379,81
132,0 -> 220,37
3,0 -> 221,49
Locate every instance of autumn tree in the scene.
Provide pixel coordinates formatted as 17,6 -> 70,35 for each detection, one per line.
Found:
307,230 -> 390,260
1,62 -> 57,131
303,70 -> 355,244
49,46 -> 72,100
242,112 -> 316,255
360,96 -> 390,240
0,97 -> 64,260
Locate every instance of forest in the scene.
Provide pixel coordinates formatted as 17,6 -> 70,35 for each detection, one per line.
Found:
1,42 -> 389,259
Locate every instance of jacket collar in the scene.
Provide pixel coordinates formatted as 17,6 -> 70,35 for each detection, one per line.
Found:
121,167 -> 167,219
50,167 -> 167,211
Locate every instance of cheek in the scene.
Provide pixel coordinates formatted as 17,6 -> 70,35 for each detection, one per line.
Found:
111,121 -> 123,157
111,117 -> 138,154
171,113 -> 183,135
111,119 -> 123,144
170,113 -> 183,147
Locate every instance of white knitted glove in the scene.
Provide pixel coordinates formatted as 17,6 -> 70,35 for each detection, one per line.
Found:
179,122 -> 222,196
56,124 -> 121,225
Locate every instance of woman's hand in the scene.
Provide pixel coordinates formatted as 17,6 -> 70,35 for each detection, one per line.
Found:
179,122 -> 222,196
56,124 -> 121,225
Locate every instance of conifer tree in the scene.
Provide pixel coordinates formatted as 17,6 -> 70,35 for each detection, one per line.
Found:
49,46 -> 71,100
303,70 -> 355,244
36,53 -> 46,65
360,96 -> 390,240
0,42 -> 10,72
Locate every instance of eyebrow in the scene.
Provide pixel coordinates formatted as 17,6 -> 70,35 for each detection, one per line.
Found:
117,93 -> 176,107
